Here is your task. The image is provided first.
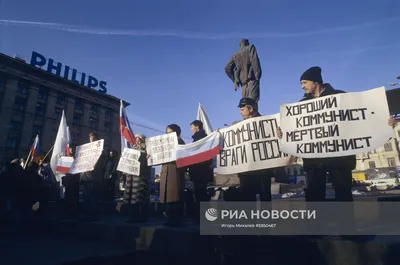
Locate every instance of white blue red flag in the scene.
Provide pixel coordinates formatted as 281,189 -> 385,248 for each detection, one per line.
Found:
50,110 -> 69,175
30,134 -> 40,162
175,131 -> 221,168
120,100 -> 136,152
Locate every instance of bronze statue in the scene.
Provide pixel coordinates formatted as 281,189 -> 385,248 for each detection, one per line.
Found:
224,39 -> 262,109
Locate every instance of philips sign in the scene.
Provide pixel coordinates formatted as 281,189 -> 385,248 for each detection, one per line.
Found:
29,51 -> 107,94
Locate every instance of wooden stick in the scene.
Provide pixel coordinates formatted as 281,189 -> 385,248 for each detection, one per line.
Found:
43,145 -> 54,161
24,149 -> 32,169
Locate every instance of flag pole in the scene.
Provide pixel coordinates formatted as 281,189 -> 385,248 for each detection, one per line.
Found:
23,149 -> 32,169
43,145 -> 54,161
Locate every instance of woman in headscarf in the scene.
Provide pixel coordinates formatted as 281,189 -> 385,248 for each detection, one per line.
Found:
124,134 -> 152,223
159,124 -> 186,226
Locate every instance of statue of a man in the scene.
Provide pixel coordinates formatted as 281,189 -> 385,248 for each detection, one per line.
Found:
224,39 -> 262,109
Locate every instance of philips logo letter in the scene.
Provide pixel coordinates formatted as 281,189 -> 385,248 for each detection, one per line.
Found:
205,208 -> 218,221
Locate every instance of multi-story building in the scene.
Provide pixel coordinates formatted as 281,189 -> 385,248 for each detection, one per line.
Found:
0,52 -> 129,163
355,125 -> 400,170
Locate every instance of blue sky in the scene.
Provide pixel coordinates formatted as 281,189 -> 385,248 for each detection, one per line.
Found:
1,0 -> 400,142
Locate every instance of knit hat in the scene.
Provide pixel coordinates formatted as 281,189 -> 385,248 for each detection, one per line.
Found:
135,134 -> 146,141
300,66 -> 323,84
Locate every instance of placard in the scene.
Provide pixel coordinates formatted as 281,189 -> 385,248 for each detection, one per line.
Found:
279,87 -> 393,158
216,114 -> 292,175
117,148 -> 141,175
146,132 -> 178,166
69,139 -> 104,174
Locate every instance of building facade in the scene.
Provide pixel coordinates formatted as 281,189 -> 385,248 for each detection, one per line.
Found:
0,53 -> 128,163
355,125 -> 400,170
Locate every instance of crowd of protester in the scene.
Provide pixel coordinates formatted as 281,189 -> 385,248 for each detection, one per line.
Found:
1,65 -> 398,232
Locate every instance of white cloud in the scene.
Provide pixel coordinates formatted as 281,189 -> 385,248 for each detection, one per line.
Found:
0,17 -> 398,39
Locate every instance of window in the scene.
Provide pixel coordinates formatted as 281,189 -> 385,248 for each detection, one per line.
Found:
369,161 -> 376,169
388,157 -> 396,167
91,105 -> 98,115
38,87 -> 48,100
89,117 -> 98,129
17,80 -> 29,94
105,109 -> 112,119
73,113 -> 82,125
75,99 -> 84,111
56,93 -> 66,105
9,121 -> 22,131
384,143 -> 393,152
35,103 -> 46,116
54,108 -> 62,120
104,121 -> 111,132
5,137 -> 19,149
13,97 -> 26,112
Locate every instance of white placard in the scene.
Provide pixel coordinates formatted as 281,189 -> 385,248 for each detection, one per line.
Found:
117,148 -> 141,175
279,87 -> 393,158
145,132 -> 178,166
69,139 -> 104,174
216,114 -> 292,175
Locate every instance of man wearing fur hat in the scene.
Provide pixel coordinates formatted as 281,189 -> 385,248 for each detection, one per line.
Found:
225,39 -> 262,110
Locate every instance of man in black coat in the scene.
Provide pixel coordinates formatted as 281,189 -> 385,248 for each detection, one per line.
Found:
225,39 -> 262,110
236,98 -> 273,202
279,67 -> 356,202
188,120 -> 213,220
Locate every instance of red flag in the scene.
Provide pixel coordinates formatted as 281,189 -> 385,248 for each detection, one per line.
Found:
120,100 -> 136,147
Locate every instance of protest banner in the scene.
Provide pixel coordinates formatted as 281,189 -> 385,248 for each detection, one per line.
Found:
146,132 -> 178,166
279,87 -> 393,158
176,131 -> 221,168
117,148 -> 141,175
69,139 -> 104,174
216,114 -> 292,175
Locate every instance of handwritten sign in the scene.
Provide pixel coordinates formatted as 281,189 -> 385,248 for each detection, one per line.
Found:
279,87 -> 393,158
117,148 -> 141,175
69,139 -> 104,174
146,132 -> 178,166
216,114 -> 292,175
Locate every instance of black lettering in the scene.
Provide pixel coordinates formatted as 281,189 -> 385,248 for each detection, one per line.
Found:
296,137 -> 372,153
286,124 -> 340,142
219,146 -> 247,167
251,139 -> 286,161
295,108 -> 369,128
286,97 -> 338,116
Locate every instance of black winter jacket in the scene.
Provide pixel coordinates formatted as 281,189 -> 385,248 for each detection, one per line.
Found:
300,83 -> 356,170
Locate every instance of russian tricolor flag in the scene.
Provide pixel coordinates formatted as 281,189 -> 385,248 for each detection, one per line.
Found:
120,100 -> 136,151
31,134 -> 40,161
176,131 -> 222,168
56,156 -> 74,174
